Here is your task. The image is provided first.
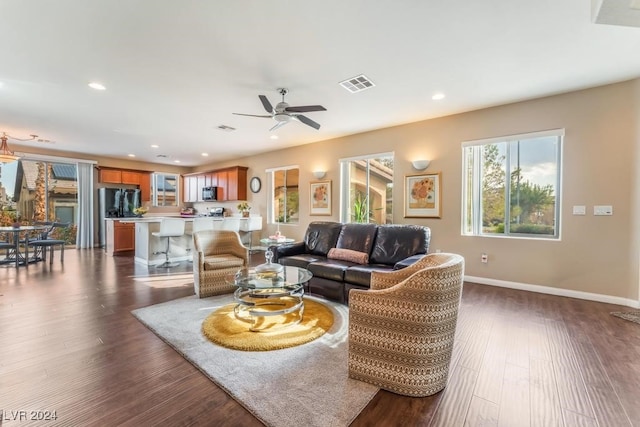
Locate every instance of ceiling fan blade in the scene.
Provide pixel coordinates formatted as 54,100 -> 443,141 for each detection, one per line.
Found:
285,105 -> 327,113
259,95 -> 274,114
269,121 -> 289,132
296,114 -> 321,130
232,113 -> 272,118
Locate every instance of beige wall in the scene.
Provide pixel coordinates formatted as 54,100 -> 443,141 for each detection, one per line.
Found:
19,79 -> 640,303
199,78 -> 640,303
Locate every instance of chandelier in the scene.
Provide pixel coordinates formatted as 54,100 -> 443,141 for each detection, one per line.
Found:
0,132 -> 37,163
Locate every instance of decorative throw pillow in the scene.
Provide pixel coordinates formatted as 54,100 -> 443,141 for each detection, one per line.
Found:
327,248 -> 369,264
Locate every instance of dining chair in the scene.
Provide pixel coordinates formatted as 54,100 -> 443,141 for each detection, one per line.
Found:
28,222 -> 70,264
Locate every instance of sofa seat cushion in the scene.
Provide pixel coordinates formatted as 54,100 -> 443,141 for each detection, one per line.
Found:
203,254 -> 245,270
308,277 -> 345,304
327,248 -> 369,264
308,260 -> 354,282
344,264 -> 395,287
280,254 -> 324,269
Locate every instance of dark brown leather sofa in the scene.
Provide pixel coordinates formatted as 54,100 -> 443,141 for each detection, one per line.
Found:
272,221 -> 430,303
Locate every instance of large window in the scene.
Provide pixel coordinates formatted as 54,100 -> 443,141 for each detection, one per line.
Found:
268,166 -> 299,224
0,159 -> 78,244
462,129 -> 562,239
340,153 -> 394,224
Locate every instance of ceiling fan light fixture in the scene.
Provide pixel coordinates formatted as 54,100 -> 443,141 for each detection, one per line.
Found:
274,113 -> 291,122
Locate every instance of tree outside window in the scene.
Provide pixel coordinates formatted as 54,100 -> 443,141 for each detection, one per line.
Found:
463,131 -> 562,238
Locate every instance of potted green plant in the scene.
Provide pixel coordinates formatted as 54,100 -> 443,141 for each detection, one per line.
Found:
237,201 -> 251,217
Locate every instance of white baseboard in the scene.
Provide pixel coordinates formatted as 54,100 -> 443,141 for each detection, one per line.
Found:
464,275 -> 640,309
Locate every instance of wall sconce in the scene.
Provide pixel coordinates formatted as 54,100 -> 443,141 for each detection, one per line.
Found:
313,170 -> 326,179
411,159 -> 431,170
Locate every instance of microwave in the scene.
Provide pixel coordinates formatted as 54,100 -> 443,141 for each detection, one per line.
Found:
202,186 -> 218,201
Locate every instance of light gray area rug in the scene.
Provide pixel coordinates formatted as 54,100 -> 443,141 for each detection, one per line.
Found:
132,294 -> 379,427
611,311 -> 640,325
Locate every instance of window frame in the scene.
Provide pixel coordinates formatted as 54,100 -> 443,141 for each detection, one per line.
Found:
152,172 -> 180,207
339,151 -> 394,224
462,129 -> 563,240
266,165 -> 300,226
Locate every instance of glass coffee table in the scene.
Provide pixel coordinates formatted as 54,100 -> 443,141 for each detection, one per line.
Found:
229,266 -> 312,332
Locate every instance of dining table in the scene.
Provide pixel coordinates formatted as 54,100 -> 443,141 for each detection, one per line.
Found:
0,225 -> 48,268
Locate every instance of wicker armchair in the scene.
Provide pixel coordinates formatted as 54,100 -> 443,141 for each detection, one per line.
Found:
193,230 -> 249,298
348,253 -> 465,397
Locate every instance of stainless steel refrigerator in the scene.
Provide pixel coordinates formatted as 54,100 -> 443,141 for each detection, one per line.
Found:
98,187 -> 141,247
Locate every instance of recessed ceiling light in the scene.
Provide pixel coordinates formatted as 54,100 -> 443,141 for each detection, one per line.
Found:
432,93 -> 445,100
201,153 -> 209,156
270,135 -> 278,140
88,82 -> 106,91
174,160 -> 181,163
128,154 -> 135,157
150,144 -> 159,148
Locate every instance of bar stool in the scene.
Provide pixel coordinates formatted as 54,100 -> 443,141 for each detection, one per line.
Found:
152,218 -> 185,268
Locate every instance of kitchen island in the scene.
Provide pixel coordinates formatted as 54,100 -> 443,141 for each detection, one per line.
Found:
107,216 -> 262,265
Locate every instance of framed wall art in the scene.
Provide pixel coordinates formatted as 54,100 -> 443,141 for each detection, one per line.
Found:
310,180 -> 331,216
404,172 -> 442,218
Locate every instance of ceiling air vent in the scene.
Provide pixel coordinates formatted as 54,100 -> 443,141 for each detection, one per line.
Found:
156,154 -> 168,158
339,74 -> 375,93
216,125 -> 236,132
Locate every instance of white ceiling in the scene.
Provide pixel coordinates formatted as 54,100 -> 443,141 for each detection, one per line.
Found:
1,0 -> 639,167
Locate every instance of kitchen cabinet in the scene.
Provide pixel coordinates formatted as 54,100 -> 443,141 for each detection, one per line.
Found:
105,220 -> 135,256
217,170 -> 228,201
100,168 -> 151,202
182,166 -> 247,203
226,167 -> 247,201
100,169 -> 122,184
197,175 -> 206,201
121,171 -> 141,185
183,175 -> 199,203
139,172 -> 151,202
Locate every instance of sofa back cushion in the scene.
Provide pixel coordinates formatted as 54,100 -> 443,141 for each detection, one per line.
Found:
369,224 -> 431,265
304,222 -> 343,256
336,223 -> 378,255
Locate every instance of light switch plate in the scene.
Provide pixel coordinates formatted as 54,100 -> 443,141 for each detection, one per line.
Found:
594,205 -> 613,216
572,205 -> 586,215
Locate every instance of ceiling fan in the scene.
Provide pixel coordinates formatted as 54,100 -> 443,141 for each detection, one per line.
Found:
233,88 -> 326,131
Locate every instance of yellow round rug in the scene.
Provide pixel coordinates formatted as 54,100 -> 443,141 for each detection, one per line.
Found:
202,299 -> 334,351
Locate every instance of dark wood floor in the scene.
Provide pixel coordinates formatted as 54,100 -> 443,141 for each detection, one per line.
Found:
1,249 -> 638,426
